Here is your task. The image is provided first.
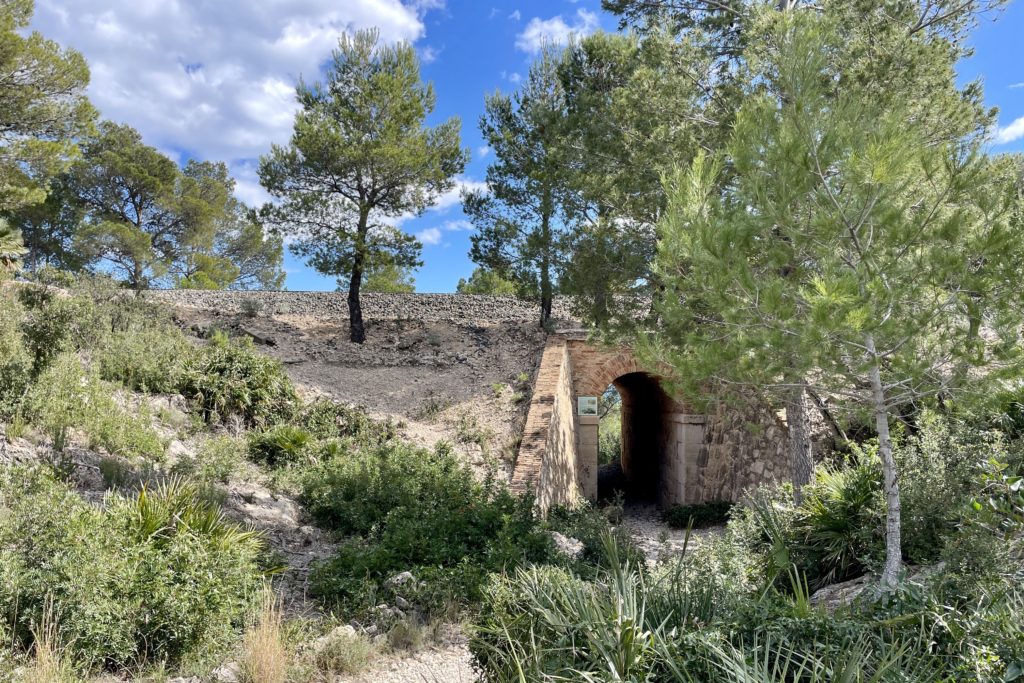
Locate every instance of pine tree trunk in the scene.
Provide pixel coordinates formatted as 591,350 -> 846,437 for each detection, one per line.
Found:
348,211 -> 368,344
866,333 -> 902,588
539,196 -> 553,328
788,383 -> 814,504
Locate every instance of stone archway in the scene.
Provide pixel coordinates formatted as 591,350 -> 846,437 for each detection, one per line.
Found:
512,334 -> 792,512
605,371 -> 673,502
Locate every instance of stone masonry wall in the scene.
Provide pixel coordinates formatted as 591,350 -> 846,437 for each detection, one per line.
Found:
690,400 -> 791,503
148,290 -> 575,325
537,341 -> 580,511
511,338 -> 567,500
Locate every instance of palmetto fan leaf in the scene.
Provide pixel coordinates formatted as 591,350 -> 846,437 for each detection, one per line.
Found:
0,217 -> 28,275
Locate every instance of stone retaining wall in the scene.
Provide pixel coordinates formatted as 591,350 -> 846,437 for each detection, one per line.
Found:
148,290 -> 576,324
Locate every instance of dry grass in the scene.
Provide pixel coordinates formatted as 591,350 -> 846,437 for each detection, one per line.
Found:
20,604 -> 75,683
239,588 -> 289,683
312,627 -> 376,678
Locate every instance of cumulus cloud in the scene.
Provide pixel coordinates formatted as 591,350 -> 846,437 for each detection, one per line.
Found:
501,70 -> 522,84
994,116 -> 1024,145
508,10 -> 521,21
419,44 -> 441,63
433,177 -> 488,212
515,9 -> 598,54
477,145 -> 491,158
30,0 -> 438,200
417,227 -> 443,245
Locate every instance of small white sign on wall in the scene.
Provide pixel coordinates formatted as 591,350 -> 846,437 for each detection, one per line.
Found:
578,396 -> 598,416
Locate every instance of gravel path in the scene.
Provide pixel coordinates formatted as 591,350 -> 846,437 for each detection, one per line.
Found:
619,503 -> 725,565
337,644 -> 476,683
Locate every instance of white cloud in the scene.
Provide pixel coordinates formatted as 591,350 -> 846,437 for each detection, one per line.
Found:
419,44 -> 441,63
1010,82 -> 1024,89
417,227 -> 443,245
508,10 -> 521,21
30,0 -> 439,203
515,9 -> 598,54
994,116 -> 1024,145
431,176 -> 488,213
477,145 -> 491,158
441,219 -> 474,231
501,70 -> 522,84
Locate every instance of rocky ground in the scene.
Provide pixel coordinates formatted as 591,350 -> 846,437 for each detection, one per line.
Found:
167,297 -> 553,480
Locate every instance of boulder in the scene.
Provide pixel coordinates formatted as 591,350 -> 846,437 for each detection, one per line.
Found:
550,531 -> 585,559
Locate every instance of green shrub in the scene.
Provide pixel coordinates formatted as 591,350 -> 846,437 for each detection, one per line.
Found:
0,467 -> 264,673
20,292 -> 107,372
663,501 -> 734,530
97,325 -> 194,393
796,454 -> 882,588
248,425 -> 313,468
299,399 -> 399,444
180,332 -> 297,427
22,353 -> 165,459
896,413 -> 1001,564
0,294 -> 32,419
172,435 -> 246,485
304,442 -> 552,613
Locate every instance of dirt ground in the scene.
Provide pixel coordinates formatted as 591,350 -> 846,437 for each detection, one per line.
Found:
173,306 -> 550,480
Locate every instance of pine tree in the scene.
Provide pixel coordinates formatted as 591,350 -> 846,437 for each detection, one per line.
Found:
259,29 -> 466,343
647,12 -> 1024,588
464,48 -> 571,327
0,0 -> 94,213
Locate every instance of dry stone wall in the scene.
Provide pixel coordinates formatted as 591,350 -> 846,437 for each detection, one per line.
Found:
148,290 -> 576,324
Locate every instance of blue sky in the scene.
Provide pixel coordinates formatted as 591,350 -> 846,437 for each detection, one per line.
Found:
30,0 -> 1024,292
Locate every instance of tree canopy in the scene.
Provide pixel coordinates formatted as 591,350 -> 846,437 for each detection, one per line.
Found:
643,9 -> 1024,587
260,28 -> 466,342
0,0 -> 95,214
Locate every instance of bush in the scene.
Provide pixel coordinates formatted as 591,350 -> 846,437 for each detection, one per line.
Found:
180,332 -> 297,427
22,353 -> 165,459
97,324 -> 194,393
248,425 -> 313,468
20,292 -> 107,372
663,501 -> 734,530
0,295 -> 31,420
895,412 -> 1001,564
796,453 -> 882,588
304,442 -> 553,612
0,468 -> 264,673
172,435 -> 245,485
299,399 -> 399,444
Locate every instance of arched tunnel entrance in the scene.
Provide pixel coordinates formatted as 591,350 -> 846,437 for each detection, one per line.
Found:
598,372 -> 673,503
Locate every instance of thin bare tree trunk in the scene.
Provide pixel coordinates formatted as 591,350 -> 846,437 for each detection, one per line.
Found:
866,333 -> 902,588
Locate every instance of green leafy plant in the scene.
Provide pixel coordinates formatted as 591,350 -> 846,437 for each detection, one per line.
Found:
248,425 -> 313,468
180,332 -> 297,427
0,467 -> 264,673
22,352 -> 165,459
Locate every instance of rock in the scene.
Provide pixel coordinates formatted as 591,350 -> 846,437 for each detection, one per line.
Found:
239,325 -> 276,346
312,624 -> 358,652
395,595 -> 412,610
550,531 -> 585,559
167,439 -> 193,461
168,678 -> 201,683
211,661 -> 240,683
371,603 -> 403,620
385,570 -> 416,589
810,575 -> 871,610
